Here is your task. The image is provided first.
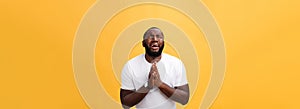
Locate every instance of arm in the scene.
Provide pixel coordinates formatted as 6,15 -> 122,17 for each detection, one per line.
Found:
120,65 -> 156,109
120,86 -> 150,109
158,84 -> 190,105
151,63 -> 190,105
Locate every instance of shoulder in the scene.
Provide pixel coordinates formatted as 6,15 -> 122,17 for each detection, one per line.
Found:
122,54 -> 144,74
127,54 -> 144,63
162,53 -> 183,64
124,54 -> 145,67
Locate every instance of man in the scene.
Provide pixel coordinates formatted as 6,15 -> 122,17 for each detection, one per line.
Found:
120,27 -> 189,109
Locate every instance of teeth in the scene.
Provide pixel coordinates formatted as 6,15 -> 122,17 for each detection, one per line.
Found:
151,43 -> 158,47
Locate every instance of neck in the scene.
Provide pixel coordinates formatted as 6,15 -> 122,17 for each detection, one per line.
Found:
145,53 -> 162,63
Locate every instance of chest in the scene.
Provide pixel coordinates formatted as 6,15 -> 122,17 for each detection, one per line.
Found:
131,63 -> 178,88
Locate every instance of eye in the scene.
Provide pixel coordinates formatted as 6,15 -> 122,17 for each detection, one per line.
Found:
149,35 -> 154,38
157,35 -> 163,39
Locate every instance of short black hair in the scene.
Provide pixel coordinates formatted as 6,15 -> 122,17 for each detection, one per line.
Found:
143,27 -> 164,40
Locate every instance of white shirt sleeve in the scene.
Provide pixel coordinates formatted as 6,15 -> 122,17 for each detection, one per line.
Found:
174,61 -> 188,87
121,62 -> 135,90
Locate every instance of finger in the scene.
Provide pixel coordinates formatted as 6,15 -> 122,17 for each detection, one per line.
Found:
149,69 -> 153,78
152,64 -> 156,69
153,71 -> 157,74
150,64 -> 155,72
152,67 -> 156,73
151,78 -> 155,86
149,72 -> 154,79
153,62 -> 156,66
153,64 -> 158,71
153,72 -> 158,78
152,63 -> 157,70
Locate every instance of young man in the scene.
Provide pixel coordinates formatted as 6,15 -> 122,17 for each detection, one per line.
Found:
120,27 -> 189,109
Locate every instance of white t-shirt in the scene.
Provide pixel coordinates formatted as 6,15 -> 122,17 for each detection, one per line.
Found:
121,53 -> 188,109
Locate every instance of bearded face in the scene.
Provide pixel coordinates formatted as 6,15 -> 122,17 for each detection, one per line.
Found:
142,28 -> 165,57
143,41 -> 164,57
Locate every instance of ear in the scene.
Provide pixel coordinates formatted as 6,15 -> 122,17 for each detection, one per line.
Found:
142,40 -> 146,47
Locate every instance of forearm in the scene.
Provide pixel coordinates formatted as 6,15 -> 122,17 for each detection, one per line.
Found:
158,83 -> 189,105
121,86 -> 150,108
122,93 -> 146,108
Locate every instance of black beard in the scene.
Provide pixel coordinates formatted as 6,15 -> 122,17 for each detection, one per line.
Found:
144,42 -> 164,57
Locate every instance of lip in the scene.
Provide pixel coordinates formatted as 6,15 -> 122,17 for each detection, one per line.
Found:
151,46 -> 159,50
150,43 -> 159,50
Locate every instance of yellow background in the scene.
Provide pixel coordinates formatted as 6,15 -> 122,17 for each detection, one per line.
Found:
1,0 -> 300,109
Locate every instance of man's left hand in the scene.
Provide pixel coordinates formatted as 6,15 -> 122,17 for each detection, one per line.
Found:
151,63 -> 163,87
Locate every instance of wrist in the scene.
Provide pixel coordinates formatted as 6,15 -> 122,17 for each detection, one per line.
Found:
155,80 -> 163,87
144,82 -> 151,89
157,82 -> 167,89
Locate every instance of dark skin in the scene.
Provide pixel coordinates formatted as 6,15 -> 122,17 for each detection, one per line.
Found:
120,28 -> 190,109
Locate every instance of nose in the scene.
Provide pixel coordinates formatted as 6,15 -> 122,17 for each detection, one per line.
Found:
153,36 -> 157,41
152,35 -> 158,41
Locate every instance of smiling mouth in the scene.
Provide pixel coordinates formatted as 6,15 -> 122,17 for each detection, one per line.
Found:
150,43 -> 159,50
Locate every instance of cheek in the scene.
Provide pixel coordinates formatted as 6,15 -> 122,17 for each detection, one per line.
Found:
145,41 -> 152,45
159,41 -> 164,46
143,40 -> 150,47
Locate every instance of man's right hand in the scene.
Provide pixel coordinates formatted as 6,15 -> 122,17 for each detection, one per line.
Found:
147,63 -> 158,89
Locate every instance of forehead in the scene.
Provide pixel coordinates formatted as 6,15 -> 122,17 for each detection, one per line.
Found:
146,29 -> 162,35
